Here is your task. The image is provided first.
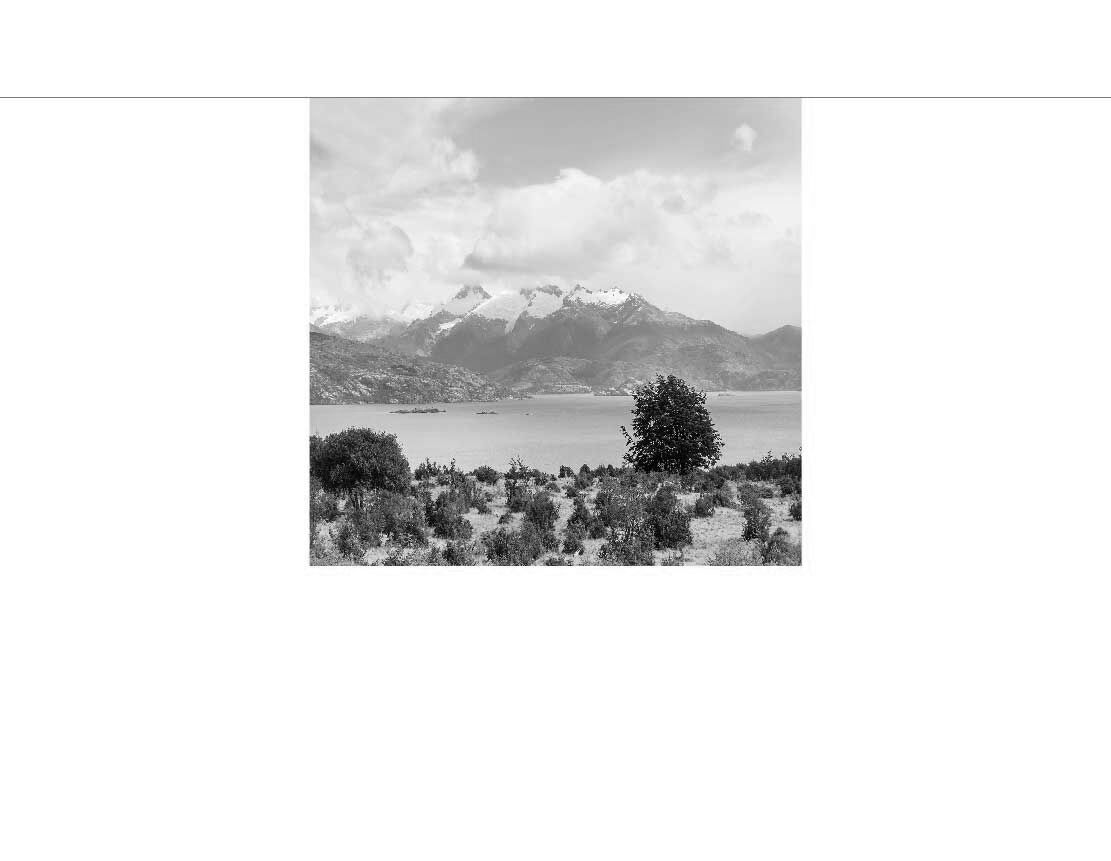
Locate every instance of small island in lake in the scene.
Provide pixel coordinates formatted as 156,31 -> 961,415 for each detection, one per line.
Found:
390,407 -> 446,414
476,410 -> 498,414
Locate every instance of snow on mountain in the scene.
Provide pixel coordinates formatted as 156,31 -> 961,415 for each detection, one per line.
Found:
520,285 -> 566,318
439,285 -> 491,316
565,285 -> 630,307
469,291 -> 532,330
437,319 -> 461,333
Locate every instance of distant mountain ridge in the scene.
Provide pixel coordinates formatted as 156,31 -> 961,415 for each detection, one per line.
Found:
310,331 -> 518,404
370,284 -> 801,394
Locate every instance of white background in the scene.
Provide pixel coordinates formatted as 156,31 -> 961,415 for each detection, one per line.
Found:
3,90 -> 1110,860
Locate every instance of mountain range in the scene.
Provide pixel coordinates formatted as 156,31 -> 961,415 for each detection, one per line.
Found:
310,284 -> 800,402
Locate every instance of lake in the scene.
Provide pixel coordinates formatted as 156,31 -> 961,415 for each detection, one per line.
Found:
310,391 -> 800,473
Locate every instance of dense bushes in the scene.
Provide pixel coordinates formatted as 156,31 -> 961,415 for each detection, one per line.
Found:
789,499 -> 802,521
762,528 -> 802,565
470,465 -> 500,485
426,489 -> 473,540
523,492 -> 559,532
482,522 -> 548,566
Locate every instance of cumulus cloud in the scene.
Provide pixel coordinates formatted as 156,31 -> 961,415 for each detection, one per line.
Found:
733,123 -> 758,153
310,99 -> 799,331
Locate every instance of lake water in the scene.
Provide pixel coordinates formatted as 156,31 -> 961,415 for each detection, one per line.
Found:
310,391 -> 800,473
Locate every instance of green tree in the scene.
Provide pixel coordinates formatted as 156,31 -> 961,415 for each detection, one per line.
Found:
310,428 -> 411,510
621,375 -> 722,474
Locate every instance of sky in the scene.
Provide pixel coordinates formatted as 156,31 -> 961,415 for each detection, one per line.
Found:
310,98 -> 800,334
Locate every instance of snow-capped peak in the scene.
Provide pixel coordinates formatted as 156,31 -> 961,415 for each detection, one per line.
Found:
440,284 -> 492,316
565,284 -> 631,307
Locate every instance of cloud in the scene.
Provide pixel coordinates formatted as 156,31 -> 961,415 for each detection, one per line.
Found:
310,99 -> 799,331
733,123 -> 758,153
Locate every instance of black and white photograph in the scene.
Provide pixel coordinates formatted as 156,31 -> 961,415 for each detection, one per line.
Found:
310,97 -> 802,566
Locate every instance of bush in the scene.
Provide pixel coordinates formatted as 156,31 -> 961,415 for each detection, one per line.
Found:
427,490 -> 473,540
497,512 -> 513,525
620,375 -> 723,473
471,465 -> 500,485
367,490 -> 427,546
597,529 -> 655,565
692,494 -> 716,517
564,485 -> 580,499
442,540 -> 477,566
789,499 -> 801,521
562,522 -> 586,555
574,472 -> 593,491
310,428 -> 411,509
709,484 -> 735,508
505,482 -> 531,513
335,518 -> 366,561
743,451 -> 802,483
646,485 -> 692,549
413,458 -> 442,481
544,556 -> 573,566
481,523 -> 546,566
524,492 -> 559,532
762,528 -> 802,565
708,538 -> 765,566
558,465 -> 574,478
741,499 -> 772,543
474,495 -> 490,514
778,475 -> 801,497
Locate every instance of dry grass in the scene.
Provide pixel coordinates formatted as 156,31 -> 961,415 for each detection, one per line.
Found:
314,475 -> 801,566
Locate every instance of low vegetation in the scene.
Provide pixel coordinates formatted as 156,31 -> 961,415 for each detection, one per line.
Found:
310,375 -> 801,566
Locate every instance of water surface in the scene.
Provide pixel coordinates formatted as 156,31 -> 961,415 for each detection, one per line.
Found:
311,391 -> 800,473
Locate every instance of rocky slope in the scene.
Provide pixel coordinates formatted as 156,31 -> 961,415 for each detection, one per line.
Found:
310,331 -> 518,404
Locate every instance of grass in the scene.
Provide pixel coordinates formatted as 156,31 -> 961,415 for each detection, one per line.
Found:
313,473 -> 800,567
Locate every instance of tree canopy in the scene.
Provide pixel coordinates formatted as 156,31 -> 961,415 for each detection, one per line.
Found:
621,375 -> 723,474
310,428 -> 411,509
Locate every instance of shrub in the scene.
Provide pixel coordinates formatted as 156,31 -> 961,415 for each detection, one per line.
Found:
789,499 -> 801,521
559,465 -> 574,478
597,529 -> 655,565
472,465 -> 500,485
741,499 -> 772,543
505,482 -> 531,513
579,463 -> 591,475
708,538 -> 765,566
646,485 -> 693,549
709,484 -> 735,508
524,492 -> 559,532
692,494 -> 716,517
564,485 -> 580,499
497,512 -> 513,525
660,552 -> 685,566
427,490 -> 473,540
778,475 -> 801,497
562,522 -> 586,555
474,495 -> 490,514
574,471 -> 593,491
442,540 -> 477,566
544,556 -> 573,566
335,518 -> 366,561
620,375 -> 723,473
762,528 -> 802,566
481,524 -> 546,566
414,458 -> 442,481
310,428 -> 411,509
367,490 -> 427,546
